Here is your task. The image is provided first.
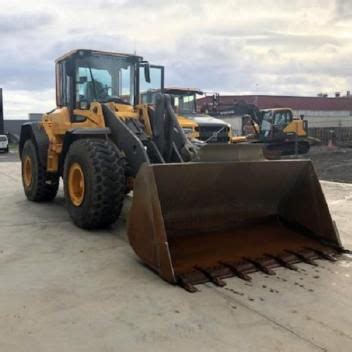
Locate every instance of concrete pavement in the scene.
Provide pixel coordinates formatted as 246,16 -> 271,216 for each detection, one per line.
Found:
0,162 -> 351,352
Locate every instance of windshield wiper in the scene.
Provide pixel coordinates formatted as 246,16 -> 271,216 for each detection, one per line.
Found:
87,64 -> 97,101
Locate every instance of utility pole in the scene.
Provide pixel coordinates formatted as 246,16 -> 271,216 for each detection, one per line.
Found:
0,88 -> 4,135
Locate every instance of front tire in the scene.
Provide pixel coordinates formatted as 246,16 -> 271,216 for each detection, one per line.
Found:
63,138 -> 126,229
21,139 -> 59,201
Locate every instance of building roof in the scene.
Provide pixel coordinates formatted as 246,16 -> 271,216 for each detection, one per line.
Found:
198,95 -> 352,111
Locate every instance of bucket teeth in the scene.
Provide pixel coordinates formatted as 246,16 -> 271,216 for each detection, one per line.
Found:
176,245 -> 341,292
194,267 -> 226,287
243,257 -> 276,275
219,261 -> 252,281
265,254 -> 299,271
306,247 -> 338,262
178,275 -> 198,293
285,250 -> 318,266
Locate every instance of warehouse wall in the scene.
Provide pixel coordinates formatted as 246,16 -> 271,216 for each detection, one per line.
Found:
218,115 -> 243,135
293,110 -> 352,128
4,120 -> 27,138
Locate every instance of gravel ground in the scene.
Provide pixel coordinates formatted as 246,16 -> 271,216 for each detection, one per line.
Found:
307,146 -> 352,183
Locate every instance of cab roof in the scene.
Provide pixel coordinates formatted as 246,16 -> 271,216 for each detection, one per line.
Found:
164,87 -> 204,96
55,49 -> 143,63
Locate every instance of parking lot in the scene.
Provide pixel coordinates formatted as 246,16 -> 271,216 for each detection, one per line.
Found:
0,149 -> 19,162
0,160 -> 351,351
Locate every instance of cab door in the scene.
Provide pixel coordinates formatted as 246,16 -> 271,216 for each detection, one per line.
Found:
138,64 -> 164,104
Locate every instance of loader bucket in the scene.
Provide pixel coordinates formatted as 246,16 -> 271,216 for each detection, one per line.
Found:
128,160 -> 345,292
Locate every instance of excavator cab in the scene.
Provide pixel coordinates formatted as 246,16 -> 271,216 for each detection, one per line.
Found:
20,50 -> 345,292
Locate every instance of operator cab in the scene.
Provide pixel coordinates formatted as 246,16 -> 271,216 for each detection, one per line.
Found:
55,49 -> 164,111
260,108 -> 293,139
141,87 -> 201,114
162,88 -> 232,143
163,88 -> 202,115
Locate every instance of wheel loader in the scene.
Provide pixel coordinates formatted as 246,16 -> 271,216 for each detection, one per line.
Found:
164,87 -> 232,143
140,88 -> 200,140
20,49 -> 347,292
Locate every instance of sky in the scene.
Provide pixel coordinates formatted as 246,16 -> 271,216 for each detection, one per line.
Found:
0,0 -> 351,118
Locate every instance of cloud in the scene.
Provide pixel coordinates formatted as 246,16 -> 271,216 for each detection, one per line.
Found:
335,0 -> 352,20
1,0 -> 351,118
3,89 -> 55,118
0,12 -> 53,34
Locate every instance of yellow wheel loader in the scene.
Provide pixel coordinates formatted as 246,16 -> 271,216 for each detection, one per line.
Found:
140,88 -> 199,140
164,87 -> 232,143
20,49 -> 347,292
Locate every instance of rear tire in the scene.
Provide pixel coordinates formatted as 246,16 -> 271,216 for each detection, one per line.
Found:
21,139 -> 59,201
63,138 -> 126,229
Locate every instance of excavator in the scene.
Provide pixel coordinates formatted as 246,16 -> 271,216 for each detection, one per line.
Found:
206,97 -> 310,156
251,106 -> 310,155
19,49 -> 346,292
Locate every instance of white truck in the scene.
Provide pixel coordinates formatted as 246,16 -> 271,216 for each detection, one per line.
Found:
0,134 -> 9,153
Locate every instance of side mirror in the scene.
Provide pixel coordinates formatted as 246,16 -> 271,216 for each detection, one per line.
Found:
144,63 -> 151,83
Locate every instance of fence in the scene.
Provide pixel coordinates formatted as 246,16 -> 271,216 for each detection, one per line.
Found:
308,127 -> 352,146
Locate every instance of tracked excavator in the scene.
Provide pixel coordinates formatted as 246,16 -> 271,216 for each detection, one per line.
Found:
20,49 -> 346,292
206,97 -> 310,156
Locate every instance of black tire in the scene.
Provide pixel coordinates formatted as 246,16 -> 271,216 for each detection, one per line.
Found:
21,139 -> 59,201
5,146 -> 9,153
63,138 -> 126,229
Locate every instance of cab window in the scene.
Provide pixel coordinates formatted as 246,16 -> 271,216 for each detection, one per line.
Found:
273,111 -> 291,127
74,54 -> 135,106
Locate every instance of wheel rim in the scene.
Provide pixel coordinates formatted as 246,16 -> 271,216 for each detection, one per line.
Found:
68,162 -> 85,206
23,156 -> 33,187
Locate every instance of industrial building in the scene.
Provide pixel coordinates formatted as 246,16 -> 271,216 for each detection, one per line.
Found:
3,113 -> 42,141
198,94 -> 352,127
